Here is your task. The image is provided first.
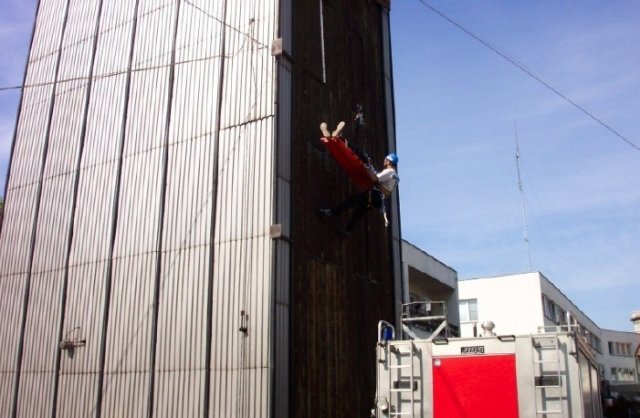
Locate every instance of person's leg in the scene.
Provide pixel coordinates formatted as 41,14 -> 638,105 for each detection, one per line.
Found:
344,190 -> 379,232
370,190 -> 384,210
319,191 -> 367,217
345,203 -> 368,233
344,190 -> 384,233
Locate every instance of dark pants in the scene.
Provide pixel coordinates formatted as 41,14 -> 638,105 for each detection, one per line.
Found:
331,189 -> 384,232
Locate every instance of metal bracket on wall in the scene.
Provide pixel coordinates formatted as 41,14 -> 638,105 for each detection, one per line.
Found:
271,38 -> 293,62
239,311 -> 249,335
271,38 -> 283,56
270,224 -> 292,243
59,339 -> 87,350
59,327 -> 86,352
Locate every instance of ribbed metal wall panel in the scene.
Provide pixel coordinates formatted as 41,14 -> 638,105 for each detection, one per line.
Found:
210,116 -> 275,417
5,0 -> 102,416
154,247 -> 208,418
2,0 -> 282,416
0,183 -> 38,274
220,0 -> 276,128
100,255 -> 155,417
58,261 -> 107,416
16,271 -> 63,417
0,273 -> 27,413
100,1 -> 175,416
0,188 -> 35,358
5,86 -> 53,190
30,0 -> 67,57
205,0 -> 278,416
69,160 -> 120,262
151,1 -> 224,416
57,0 -> 135,415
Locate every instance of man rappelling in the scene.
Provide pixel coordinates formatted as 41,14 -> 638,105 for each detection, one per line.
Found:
316,121 -> 399,236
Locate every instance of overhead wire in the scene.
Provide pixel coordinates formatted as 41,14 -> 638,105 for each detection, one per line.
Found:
417,0 -> 640,152
2,0 -> 638,156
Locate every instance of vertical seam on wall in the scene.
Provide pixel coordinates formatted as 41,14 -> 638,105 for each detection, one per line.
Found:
51,0 -> 105,416
203,1 -> 228,416
270,3 -> 280,413
95,1 -> 141,416
146,1 -> 182,417
11,1 -> 72,417
271,0 -> 292,413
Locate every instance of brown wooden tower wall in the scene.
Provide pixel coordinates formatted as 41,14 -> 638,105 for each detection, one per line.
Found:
290,1 -> 398,417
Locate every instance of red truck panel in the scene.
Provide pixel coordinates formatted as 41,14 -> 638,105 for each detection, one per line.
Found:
433,354 -> 519,418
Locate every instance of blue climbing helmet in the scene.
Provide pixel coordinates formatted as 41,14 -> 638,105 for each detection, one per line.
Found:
385,153 -> 399,166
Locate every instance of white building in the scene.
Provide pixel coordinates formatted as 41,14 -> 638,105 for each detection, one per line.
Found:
600,328 -> 640,384
458,272 -> 640,385
401,241 -> 460,335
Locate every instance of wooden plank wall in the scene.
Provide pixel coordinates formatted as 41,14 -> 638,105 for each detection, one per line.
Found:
291,1 -> 397,417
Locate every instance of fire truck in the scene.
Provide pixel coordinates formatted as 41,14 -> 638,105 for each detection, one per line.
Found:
373,301 -> 603,418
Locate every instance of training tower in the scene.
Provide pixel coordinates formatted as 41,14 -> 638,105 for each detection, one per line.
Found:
0,1 -> 400,417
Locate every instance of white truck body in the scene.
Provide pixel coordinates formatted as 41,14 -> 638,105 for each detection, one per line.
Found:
374,305 -> 603,418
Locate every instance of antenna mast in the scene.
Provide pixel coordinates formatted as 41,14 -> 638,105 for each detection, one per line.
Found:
514,122 -> 533,271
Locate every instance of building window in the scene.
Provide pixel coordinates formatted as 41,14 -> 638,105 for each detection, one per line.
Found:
541,294 -> 572,326
608,341 -> 632,357
459,299 -> 478,322
542,295 -> 566,324
591,335 -> 602,353
611,367 -> 636,383
542,295 -> 554,320
586,333 -> 601,353
555,306 -> 567,325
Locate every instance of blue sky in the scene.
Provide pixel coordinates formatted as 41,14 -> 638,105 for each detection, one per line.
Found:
392,1 -> 639,332
0,1 -> 638,331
